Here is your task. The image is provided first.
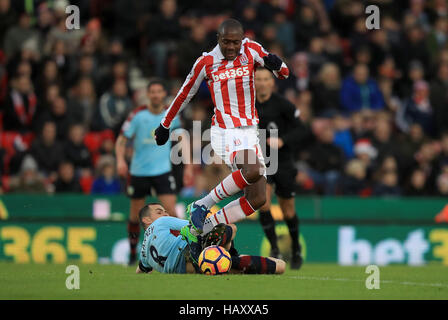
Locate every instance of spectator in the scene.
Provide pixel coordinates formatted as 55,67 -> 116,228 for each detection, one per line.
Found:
307,36 -> 328,78
63,123 -> 92,170
239,4 -> 263,39
340,63 -> 385,113
68,77 -> 97,129
413,141 -> 440,193
48,40 -> 71,80
373,170 -> 402,196
397,80 -> 436,136
371,118 -> 396,161
54,161 -> 82,193
427,17 -> 448,61
98,59 -> 129,96
69,54 -> 100,89
176,24 -> 210,78
332,114 -> 354,159
311,63 -> 342,116
306,125 -> 344,194
9,155 -> 47,193
294,4 -> 320,50
36,96 -> 79,140
3,12 -> 41,59
341,159 -> 370,196
145,0 -> 182,77
35,59 -> 61,100
278,52 -> 310,95
404,168 -> 430,196
30,120 -> 64,177
397,60 -> 425,100
2,74 -> 37,132
323,31 -> 344,67
273,10 -> 295,57
397,24 -> 430,73
92,78 -> 133,135
43,9 -> 83,56
91,156 -> 121,195
354,138 -> 378,179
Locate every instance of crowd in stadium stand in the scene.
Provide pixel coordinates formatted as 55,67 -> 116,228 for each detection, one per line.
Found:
1,0 -> 448,197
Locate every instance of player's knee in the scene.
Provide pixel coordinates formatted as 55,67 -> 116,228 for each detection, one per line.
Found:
241,163 -> 263,184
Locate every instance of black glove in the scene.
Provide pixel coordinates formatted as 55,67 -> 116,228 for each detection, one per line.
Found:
154,124 -> 170,145
263,53 -> 283,71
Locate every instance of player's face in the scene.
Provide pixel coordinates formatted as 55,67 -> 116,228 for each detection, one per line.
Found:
149,204 -> 170,222
147,84 -> 167,107
255,69 -> 275,96
218,31 -> 243,60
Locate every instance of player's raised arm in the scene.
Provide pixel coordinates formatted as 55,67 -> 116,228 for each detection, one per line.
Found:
247,39 -> 289,80
154,56 -> 207,145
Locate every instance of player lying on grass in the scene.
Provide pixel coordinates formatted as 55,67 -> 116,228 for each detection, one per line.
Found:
135,203 -> 285,275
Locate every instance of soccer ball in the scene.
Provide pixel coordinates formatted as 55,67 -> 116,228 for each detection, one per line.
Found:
198,245 -> 232,275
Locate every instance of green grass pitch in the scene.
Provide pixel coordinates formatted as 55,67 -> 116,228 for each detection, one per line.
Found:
1,262 -> 447,300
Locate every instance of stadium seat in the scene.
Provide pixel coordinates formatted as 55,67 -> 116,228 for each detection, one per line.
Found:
79,173 -> 94,194
0,131 -> 35,175
84,132 -> 103,154
1,175 -> 10,193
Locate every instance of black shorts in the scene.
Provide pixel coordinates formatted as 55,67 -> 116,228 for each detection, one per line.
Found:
267,166 -> 297,199
127,172 -> 176,199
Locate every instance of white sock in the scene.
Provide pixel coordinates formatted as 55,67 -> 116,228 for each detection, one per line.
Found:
195,169 -> 250,209
201,196 -> 255,235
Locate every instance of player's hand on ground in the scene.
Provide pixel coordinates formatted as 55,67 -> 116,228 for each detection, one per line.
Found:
267,137 -> 284,149
154,124 -> 170,145
263,53 -> 282,71
117,159 -> 128,177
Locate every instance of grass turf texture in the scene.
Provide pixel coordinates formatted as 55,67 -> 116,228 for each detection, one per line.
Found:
1,262 -> 447,300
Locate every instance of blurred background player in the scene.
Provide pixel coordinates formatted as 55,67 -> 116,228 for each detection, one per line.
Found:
154,19 -> 290,235
136,202 -> 285,275
115,79 -> 186,265
255,67 -> 311,269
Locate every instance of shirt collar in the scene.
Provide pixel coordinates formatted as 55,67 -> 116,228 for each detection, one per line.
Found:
213,39 -> 246,61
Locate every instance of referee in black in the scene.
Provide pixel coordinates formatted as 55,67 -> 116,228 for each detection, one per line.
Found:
255,67 -> 309,269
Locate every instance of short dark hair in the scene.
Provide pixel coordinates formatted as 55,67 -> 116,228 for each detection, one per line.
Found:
147,79 -> 167,91
218,19 -> 244,36
138,202 -> 161,226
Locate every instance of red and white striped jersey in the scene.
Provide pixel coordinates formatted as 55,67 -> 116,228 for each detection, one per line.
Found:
161,38 -> 289,129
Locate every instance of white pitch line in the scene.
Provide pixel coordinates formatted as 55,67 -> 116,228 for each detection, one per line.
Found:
287,276 -> 448,288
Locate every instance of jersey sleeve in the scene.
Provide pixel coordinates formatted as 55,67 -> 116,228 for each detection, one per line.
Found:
246,39 -> 289,80
121,111 -> 139,139
162,216 -> 189,231
161,56 -> 207,128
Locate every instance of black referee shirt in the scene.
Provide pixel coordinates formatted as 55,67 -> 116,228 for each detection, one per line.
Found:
256,92 -> 308,167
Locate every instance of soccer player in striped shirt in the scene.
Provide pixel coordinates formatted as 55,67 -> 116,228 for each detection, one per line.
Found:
154,19 -> 289,236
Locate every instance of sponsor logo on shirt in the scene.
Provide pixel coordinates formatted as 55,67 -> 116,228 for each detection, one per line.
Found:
211,66 -> 250,82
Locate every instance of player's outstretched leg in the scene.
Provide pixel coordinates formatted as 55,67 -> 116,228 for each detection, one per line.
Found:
197,150 -> 266,235
230,255 -> 285,275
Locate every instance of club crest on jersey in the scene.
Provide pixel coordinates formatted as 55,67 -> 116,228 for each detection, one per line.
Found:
239,53 -> 249,65
233,138 -> 241,146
